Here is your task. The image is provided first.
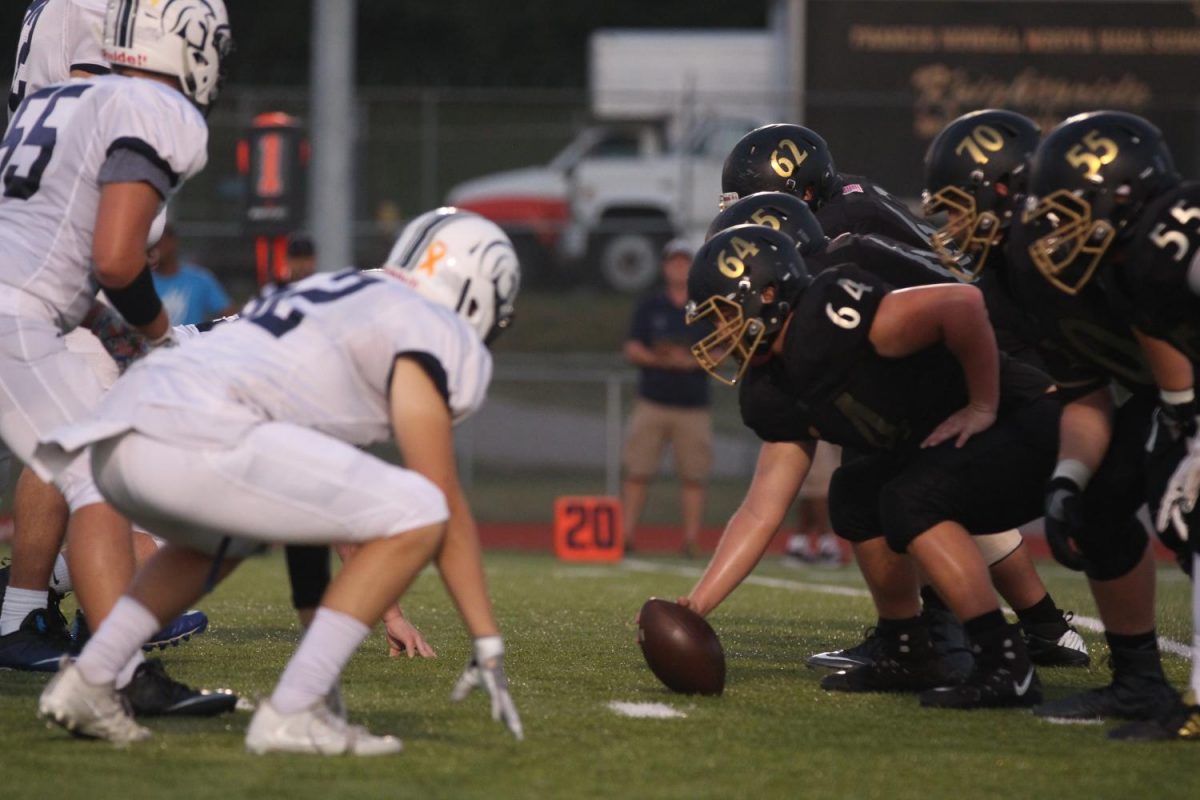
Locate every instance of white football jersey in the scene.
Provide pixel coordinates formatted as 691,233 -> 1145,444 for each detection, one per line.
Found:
61,271 -> 492,450
8,0 -> 108,119
0,74 -> 208,330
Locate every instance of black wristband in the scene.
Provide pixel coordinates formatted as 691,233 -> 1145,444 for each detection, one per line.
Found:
101,264 -> 163,326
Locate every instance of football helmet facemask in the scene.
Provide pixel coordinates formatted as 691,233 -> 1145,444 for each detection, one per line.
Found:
922,109 -> 1041,279
385,208 -> 520,345
103,0 -> 233,112
1021,110 -> 1178,295
707,191 -> 830,257
686,225 -> 811,386
720,124 -> 837,213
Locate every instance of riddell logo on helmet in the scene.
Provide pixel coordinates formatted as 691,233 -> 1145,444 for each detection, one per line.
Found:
102,49 -> 149,67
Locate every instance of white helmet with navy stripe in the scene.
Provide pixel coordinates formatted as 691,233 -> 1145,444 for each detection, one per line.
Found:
103,0 -> 232,110
385,208 -> 520,345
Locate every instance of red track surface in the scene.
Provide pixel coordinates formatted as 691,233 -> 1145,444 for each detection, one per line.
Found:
477,521 -> 1181,562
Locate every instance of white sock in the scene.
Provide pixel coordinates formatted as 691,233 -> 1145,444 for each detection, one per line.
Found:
116,652 -> 146,690
0,587 -> 48,636
76,597 -> 160,686
271,607 -> 369,714
1192,554 -> 1200,698
50,553 -> 72,594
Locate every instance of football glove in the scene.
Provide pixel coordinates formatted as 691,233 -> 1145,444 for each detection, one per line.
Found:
1155,434 -> 1200,544
1146,400 -> 1198,453
1044,476 -> 1088,572
450,635 -> 524,741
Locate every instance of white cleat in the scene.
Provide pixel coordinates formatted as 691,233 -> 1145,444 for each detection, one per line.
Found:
245,699 -> 402,756
38,662 -> 151,745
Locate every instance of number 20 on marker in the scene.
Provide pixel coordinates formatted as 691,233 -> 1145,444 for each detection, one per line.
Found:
554,496 -> 624,562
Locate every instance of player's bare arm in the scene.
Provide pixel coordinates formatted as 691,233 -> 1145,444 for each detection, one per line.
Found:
869,283 -> 1000,448
388,358 -> 500,640
92,181 -> 170,341
686,440 -> 814,616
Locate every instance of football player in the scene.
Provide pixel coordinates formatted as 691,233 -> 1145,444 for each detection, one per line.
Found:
719,124 -> 1006,674
709,191 -> 1087,676
0,0 -> 208,675
0,0 -> 235,710
1014,112 -> 1199,739
37,209 -> 525,753
1005,111 -> 1180,724
1113,177 -> 1200,740
721,123 -> 951,256
677,224 -> 1058,709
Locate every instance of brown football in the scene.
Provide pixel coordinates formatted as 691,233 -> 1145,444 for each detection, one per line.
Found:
637,598 -> 725,696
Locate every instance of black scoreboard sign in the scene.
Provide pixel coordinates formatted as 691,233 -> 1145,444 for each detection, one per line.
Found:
805,0 -> 1200,193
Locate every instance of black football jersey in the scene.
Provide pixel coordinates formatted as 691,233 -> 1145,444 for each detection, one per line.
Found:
808,232 -> 958,287
816,174 -> 942,250
1105,180 -> 1200,360
738,264 -> 1050,451
1006,220 -> 1154,398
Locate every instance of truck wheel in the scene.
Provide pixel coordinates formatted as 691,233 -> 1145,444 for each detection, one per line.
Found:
596,231 -> 664,293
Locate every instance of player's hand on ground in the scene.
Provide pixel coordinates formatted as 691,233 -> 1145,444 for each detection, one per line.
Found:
1155,440 -> 1200,542
383,612 -> 437,658
1043,476 -> 1089,571
450,636 -> 524,740
921,404 -> 996,449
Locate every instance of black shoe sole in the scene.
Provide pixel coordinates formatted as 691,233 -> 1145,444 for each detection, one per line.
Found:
131,692 -> 237,717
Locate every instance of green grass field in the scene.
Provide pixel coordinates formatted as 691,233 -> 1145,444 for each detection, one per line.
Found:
0,551 -> 1194,800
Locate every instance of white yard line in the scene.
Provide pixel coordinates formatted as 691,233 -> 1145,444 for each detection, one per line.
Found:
607,701 -> 687,719
622,558 -> 1192,661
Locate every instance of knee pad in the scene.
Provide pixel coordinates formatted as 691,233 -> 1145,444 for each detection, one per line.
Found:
1078,516 -> 1149,582
975,530 -> 1023,566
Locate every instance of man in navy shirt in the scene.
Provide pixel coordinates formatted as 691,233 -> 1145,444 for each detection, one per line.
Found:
621,240 -> 712,555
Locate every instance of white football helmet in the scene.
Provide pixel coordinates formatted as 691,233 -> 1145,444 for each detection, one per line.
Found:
103,0 -> 232,111
385,208 -> 520,344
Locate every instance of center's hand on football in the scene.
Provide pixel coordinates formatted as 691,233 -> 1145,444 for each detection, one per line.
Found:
450,636 -> 524,741
921,404 -> 996,449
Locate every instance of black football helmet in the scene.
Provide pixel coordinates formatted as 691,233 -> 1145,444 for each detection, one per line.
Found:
922,110 -> 1041,278
720,124 -> 838,212
1021,110 -> 1179,295
686,225 -> 812,386
706,191 -> 830,256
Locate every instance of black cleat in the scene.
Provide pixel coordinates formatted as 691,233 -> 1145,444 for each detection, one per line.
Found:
1034,675 -> 1178,721
821,627 -> 950,694
921,604 -> 974,683
1022,612 -> 1090,668
807,627 -> 887,671
919,662 -> 1042,709
0,607 -> 72,672
1109,691 -> 1200,742
120,659 -> 237,717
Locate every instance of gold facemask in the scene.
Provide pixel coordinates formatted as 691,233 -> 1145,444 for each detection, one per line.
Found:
1021,190 -> 1115,295
686,295 -> 765,386
922,186 -> 1001,281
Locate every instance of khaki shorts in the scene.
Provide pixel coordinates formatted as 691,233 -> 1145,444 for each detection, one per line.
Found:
622,399 -> 712,484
